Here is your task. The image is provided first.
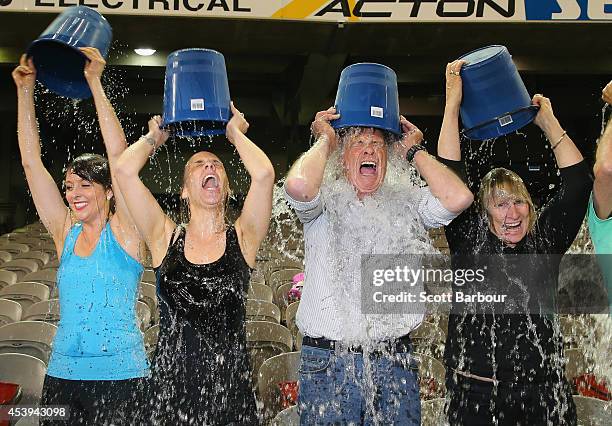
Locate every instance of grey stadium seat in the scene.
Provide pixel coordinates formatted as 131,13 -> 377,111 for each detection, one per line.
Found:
0,282 -> 50,312
0,321 -> 57,365
0,353 -> 47,406
0,259 -> 39,280
0,298 -> 23,326
23,299 -> 60,324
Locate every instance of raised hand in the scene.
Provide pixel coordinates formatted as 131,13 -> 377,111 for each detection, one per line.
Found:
311,107 -> 340,151
12,54 -> 36,91
226,101 -> 249,143
147,115 -> 170,149
394,115 -> 424,158
445,60 -> 466,109
80,47 -> 106,82
532,94 -> 560,134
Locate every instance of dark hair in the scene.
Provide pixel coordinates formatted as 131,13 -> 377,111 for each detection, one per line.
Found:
66,154 -> 111,190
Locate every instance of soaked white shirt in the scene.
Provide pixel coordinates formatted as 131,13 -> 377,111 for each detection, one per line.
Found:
284,184 -> 458,342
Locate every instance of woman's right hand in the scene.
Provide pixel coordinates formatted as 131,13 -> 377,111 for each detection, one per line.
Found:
311,107 -> 340,151
12,54 -> 36,91
147,115 -> 170,148
445,60 -> 465,109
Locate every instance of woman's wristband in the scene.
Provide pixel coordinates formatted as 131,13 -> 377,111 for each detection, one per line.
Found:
551,130 -> 567,150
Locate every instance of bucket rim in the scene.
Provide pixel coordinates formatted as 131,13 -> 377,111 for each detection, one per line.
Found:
27,38 -> 90,59
341,62 -> 397,75
462,104 -> 539,140
458,45 -> 509,69
167,48 -> 224,58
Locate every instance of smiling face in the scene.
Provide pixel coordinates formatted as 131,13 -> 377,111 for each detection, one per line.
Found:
181,151 -> 230,209
479,168 -> 536,247
64,172 -> 111,223
486,190 -> 531,245
341,128 -> 388,199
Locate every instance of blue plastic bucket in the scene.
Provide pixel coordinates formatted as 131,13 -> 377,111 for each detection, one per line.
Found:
27,6 -> 112,99
458,45 -> 538,141
162,49 -> 231,137
331,63 -> 401,136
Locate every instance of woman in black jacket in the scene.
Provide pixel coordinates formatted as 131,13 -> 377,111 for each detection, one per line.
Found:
437,60 -> 592,425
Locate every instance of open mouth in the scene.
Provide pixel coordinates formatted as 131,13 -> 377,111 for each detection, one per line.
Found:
502,221 -> 521,231
202,174 -> 219,190
359,161 -> 377,176
73,201 -> 88,211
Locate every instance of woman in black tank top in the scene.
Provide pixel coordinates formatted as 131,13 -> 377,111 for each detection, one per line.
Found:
149,224 -> 256,424
115,104 -> 275,425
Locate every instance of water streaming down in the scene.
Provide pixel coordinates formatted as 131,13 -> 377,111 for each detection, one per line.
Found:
445,128 -> 612,425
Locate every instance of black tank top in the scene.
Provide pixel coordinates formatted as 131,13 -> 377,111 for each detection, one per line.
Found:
147,224 -> 257,425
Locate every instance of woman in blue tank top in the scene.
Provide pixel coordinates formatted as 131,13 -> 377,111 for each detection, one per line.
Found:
115,105 -> 275,424
13,48 -> 149,424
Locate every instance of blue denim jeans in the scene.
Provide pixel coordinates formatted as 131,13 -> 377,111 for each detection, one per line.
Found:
297,344 -> 421,425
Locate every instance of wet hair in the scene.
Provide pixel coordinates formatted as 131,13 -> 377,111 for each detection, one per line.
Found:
66,153 -> 112,190
337,126 -> 400,147
478,168 -> 537,234
180,152 -> 232,224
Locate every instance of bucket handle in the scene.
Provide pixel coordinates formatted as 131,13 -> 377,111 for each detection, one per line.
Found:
461,105 -> 540,138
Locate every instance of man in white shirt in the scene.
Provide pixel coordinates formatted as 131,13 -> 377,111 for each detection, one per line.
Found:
284,107 -> 473,424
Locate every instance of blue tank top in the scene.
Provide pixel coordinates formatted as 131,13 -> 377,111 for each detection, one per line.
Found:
47,221 -> 149,380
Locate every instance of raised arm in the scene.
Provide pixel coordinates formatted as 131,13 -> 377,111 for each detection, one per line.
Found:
228,103 -> 275,266
593,81 -> 612,220
437,60 -> 465,162
395,62 -> 473,215
115,117 -> 174,267
81,47 -> 141,254
284,107 -> 340,202
13,55 -> 70,249
532,94 -> 584,168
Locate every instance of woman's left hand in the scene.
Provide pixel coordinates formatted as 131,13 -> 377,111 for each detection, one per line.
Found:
532,94 -> 559,133
80,47 -> 106,82
226,102 -> 249,143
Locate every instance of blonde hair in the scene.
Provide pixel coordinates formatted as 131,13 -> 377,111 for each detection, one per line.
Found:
478,168 -> 537,234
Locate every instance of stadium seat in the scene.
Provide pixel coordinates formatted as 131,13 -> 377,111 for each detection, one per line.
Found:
248,283 -> 273,303
23,299 -> 60,324
246,300 -> 281,324
44,259 -> 60,270
269,269 -> 302,292
0,321 -> 57,364
0,250 -> 12,264
0,353 -> 47,406
0,242 -> 29,256
136,301 -> 151,331
274,282 -> 294,322
0,270 -> 17,290
143,324 -> 159,361
139,283 -> 158,325
565,348 -> 589,382
258,351 -> 300,422
0,282 -> 50,312
141,269 -> 156,284
246,321 -> 293,386
271,405 -> 299,426
0,299 -> 22,326
22,270 -> 57,288
410,321 -> 445,358
417,354 -> 446,400
285,302 -> 300,349
421,398 -> 447,426
0,259 -> 39,280
573,395 -> 611,426
14,250 -> 50,268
